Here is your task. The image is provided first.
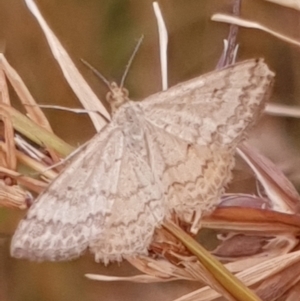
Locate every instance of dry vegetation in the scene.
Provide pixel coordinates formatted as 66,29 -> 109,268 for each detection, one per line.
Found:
0,0 -> 300,301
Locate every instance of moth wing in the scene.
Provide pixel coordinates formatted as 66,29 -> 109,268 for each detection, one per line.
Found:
88,116 -> 166,263
11,114 -> 167,264
141,59 -> 274,147
11,124 -> 124,261
143,122 -> 234,232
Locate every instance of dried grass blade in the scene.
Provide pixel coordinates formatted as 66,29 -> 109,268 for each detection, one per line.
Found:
0,54 -> 53,132
86,273 -> 176,283
16,149 -> 58,181
265,103 -> 300,118
0,104 -> 73,157
254,259 -> 300,300
0,68 -> 10,105
174,250 -> 300,301
263,0 -> 300,10
0,108 -> 17,170
164,221 -> 262,301
237,144 -> 300,213
205,207 -> 300,231
0,166 -> 47,194
211,14 -> 300,47
0,181 -> 29,210
126,256 -> 197,281
24,0 -> 110,131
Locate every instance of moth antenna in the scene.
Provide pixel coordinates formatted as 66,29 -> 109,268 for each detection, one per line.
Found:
81,59 -> 112,90
120,35 -> 144,88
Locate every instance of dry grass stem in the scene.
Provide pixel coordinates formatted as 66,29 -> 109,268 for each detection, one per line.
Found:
24,0 -> 110,131
237,144 -> 300,213
0,52 -> 74,208
263,0 -> 300,10
265,103 -> 300,118
153,1 -> 168,90
211,14 -> 300,48
173,251 -> 300,301
0,54 -> 53,131
0,180 -> 31,210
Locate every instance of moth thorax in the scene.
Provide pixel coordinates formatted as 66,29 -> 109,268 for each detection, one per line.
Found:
107,82 -> 129,114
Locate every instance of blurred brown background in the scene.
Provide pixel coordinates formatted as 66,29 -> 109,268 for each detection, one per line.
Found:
0,0 -> 300,300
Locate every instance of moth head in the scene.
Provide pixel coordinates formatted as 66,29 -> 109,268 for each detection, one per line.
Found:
81,37 -> 143,115
106,82 -> 129,113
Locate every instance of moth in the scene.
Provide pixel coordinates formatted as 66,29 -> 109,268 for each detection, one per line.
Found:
11,59 -> 274,264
